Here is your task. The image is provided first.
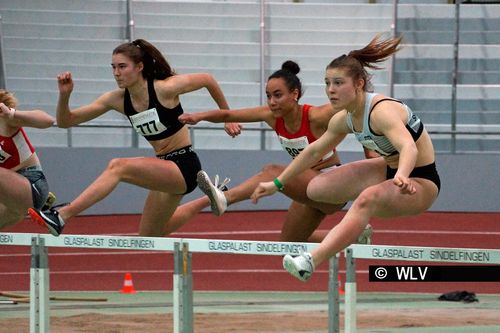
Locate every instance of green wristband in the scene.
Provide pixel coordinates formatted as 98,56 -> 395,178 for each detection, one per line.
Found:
273,178 -> 284,191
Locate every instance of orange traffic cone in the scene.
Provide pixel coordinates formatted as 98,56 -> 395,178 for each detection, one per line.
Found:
120,272 -> 137,294
338,276 -> 345,295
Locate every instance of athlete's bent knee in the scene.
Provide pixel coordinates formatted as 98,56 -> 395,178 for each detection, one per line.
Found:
105,158 -> 139,182
260,164 -> 284,177
106,158 -> 129,174
306,183 -> 321,202
351,187 -> 380,211
306,177 -> 333,203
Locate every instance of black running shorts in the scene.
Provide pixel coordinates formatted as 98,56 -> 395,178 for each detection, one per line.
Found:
386,162 -> 441,192
17,166 -> 49,210
156,145 -> 201,194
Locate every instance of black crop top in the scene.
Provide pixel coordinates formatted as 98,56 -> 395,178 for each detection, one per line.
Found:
124,78 -> 185,141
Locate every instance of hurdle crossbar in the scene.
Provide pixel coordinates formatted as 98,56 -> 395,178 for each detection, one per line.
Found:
344,244 -> 500,333
0,233 -> 341,333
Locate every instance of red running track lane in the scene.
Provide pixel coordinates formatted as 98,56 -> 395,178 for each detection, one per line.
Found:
1,211 -> 499,293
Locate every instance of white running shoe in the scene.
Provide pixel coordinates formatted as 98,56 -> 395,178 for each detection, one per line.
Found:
283,252 -> 315,282
357,224 -> 373,245
197,170 -> 230,216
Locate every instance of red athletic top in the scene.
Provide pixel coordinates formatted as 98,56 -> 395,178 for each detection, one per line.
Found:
274,104 -> 335,160
0,128 -> 35,169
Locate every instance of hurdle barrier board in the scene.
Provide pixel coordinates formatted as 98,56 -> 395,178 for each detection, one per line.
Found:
343,244 -> 500,333
0,233 -> 342,333
5,232 -> 499,333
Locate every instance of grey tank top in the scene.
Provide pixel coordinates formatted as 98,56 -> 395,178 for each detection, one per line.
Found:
346,93 -> 423,156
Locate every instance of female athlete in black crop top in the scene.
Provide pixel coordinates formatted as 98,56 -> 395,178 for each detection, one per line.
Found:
124,77 -> 185,141
29,39 -> 239,237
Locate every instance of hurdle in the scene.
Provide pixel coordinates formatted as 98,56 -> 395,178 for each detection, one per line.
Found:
0,233 -> 341,333
343,244 -> 500,333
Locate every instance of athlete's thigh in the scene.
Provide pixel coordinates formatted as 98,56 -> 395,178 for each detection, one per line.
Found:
282,167 -> 321,202
0,169 -> 32,212
307,157 -> 387,204
369,178 -> 439,218
139,190 -> 184,237
0,208 -> 25,229
279,201 -> 325,242
277,167 -> 341,212
119,157 -> 186,194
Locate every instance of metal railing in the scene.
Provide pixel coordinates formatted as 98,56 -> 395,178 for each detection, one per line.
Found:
57,123 -> 500,149
0,15 -> 7,89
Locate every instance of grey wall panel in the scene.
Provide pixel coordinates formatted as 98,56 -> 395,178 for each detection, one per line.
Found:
37,147 -> 500,215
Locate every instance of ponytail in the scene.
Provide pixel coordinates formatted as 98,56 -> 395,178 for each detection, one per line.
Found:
327,34 -> 403,92
348,34 -> 403,70
113,39 -> 176,80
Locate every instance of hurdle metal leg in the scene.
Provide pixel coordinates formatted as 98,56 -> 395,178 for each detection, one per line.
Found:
328,255 -> 340,333
345,248 -> 356,333
30,236 -> 49,333
173,242 -> 193,333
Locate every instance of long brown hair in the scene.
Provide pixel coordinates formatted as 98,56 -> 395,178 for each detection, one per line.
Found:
326,34 -> 403,92
113,39 -> 176,80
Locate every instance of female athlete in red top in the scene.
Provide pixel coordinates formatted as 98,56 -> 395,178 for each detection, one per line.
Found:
0,89 -> 54,229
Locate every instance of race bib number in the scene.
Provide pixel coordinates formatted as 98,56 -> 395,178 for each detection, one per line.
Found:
129,108 -> 168,136
279,135 -> 334,161
279,135 -> 309,158
0,147 -> 11,164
